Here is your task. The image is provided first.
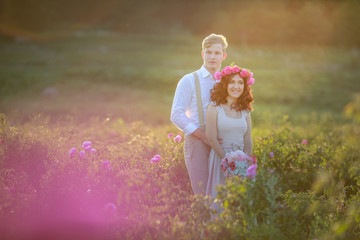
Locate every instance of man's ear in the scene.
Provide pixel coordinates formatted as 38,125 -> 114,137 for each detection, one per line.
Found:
201,51 -> 204,59
223,52 -> 227,60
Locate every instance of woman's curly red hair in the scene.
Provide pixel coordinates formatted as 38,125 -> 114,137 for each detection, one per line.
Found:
210,73 -> 254,111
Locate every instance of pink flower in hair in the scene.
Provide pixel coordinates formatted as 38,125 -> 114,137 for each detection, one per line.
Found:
240,69 -> 249,78
224,66 -> 233,75
247,78 -> 255,86
232,66 -> 240,73
249,72 -> 254,78
214,72 -> 222,80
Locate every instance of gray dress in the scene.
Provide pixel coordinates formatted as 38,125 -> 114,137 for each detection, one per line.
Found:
206,104 -> 249,199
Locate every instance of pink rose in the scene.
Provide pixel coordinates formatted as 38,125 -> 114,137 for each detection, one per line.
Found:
167,133 -> 173,138
247,78 -> 255,86
224,66 -> 232,75
249,72 -> 254,78
246,164 -> 257,178
150,155 -> 161,164
240,69 -> 249,78
302,139 -> 308,145
232,66 -> 240,73
214,72 -> 222,80
174,135 -> 182,143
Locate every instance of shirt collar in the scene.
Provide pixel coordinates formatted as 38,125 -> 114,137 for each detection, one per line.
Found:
200,65 -> 213,79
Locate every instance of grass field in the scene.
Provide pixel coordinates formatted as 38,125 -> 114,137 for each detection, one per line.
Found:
1,31 -> 359,124
0,31 -> 359,239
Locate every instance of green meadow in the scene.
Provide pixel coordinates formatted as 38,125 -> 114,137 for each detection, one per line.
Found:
1,32 -> 359,123
0,32 -> 359,239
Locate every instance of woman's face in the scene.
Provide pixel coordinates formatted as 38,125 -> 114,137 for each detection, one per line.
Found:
227,74 -> 244,100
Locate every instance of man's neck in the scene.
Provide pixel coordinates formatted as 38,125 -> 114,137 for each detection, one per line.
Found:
204,65 -> 220,77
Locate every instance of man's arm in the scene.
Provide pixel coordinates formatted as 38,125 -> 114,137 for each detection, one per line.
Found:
170,75 -> 198,135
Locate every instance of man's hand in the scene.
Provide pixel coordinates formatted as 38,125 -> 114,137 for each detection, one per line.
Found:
191,128 -> 209,145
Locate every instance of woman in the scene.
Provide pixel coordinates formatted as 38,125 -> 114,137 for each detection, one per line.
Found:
205,65 -> 254,200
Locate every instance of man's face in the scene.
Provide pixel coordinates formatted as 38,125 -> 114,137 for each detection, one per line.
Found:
202,43 -> 227,73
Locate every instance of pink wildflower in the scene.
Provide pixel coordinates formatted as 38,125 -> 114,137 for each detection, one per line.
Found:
85,146 -> 92,152
232,66 -> 240,73
82,141 -> 92,149
167,133 -> 173,138
104,203 -> 117,213
214,72 -> 222,80
69,147 -> 76,158
302,139 -> 308,145
102,160 -> 111,170
79,150 -> 85,159
91,148 -> 96,154
151,155 -> 161,164
111,131 -> 115,136
0,139 -> 3,144
247,164 -> 257,178
174,135 -> 182,143
247,78 -> 255,86
240,69 -> 249,78
270,152 -> 274,158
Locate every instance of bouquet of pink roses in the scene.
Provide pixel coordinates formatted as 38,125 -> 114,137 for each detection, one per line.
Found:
221,150 -> 257,178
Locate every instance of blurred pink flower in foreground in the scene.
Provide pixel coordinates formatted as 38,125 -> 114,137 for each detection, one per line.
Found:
174,135 -> 182,143
79,150 -> 85,159
69,147 -> 76,158
91,148 -> 96,154
111,131 -> 115,136
270,152 -> 274,158
102,160 -> 111,170
104,203 -> 117,213
82,141 -> 92,149
302,139 -> 308,145
246,164 -> 257,178
85,146 -> 92,152
167,133 -> 173,138
151,155 -> 161,164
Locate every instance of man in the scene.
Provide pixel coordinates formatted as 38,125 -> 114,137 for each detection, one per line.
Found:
171,34 -> 228,195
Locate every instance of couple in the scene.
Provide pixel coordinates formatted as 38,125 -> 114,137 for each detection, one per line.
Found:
170,33 -> 254,200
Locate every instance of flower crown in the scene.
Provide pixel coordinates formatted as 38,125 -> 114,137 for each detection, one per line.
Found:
214,65 -> 255,86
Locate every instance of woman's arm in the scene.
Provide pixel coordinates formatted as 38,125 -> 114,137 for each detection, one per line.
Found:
243,112 -> 253,156
206,104 -> 225,159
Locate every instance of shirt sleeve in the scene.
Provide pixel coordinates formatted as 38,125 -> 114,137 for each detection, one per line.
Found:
170,75 -> 198,135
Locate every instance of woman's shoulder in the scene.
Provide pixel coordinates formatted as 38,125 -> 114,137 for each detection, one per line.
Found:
241,109 -> 251,117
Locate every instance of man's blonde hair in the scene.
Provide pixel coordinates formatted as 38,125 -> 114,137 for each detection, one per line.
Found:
202,33 -> 228,51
